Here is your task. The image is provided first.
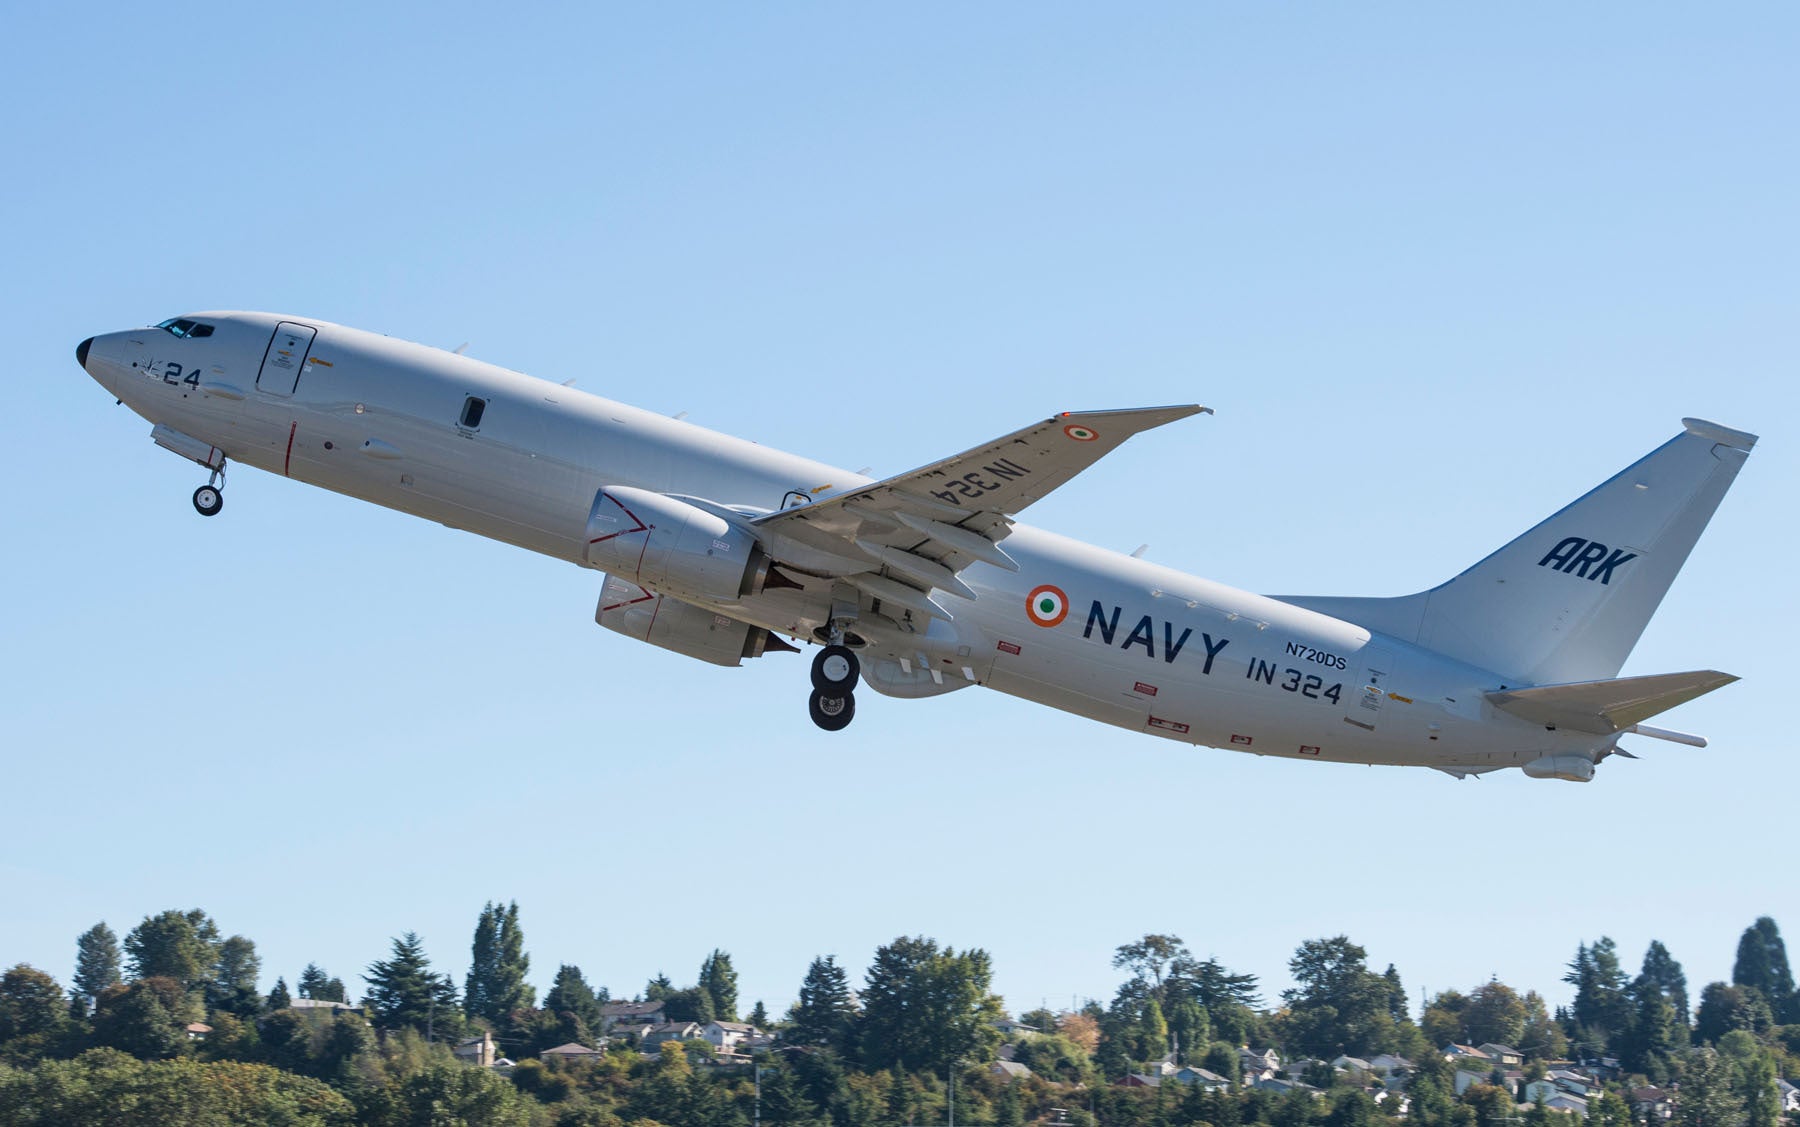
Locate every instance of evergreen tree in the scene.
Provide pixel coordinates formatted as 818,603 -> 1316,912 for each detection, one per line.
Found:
749,999 -> 769,1028
788,955 -> 859,1052
1696,981 -> 1773,1043
645,971 -> 674,1001
266,977 -> 292,1011
699,948 -> 739,1022
1733,917 -> 1798,1022
205,936 -> 262,1017
1637,939 -> 1691,1026
297,963 -> 348,1003
72,922 -> 122,1011
464,901 -> 533,1024
1562,937 -> 1632,1051
123,909 -> 221,990
366,932 -> 459,1037
543,964 -> 606,1036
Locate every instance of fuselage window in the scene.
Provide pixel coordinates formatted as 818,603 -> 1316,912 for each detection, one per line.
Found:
460,396 -> 487,430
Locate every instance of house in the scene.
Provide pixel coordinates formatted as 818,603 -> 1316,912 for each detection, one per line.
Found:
1367,1054 -> 1415,1078
1239,1047 -> 1280,1081
1478,1043 -> 1524,1068
992,1017 -> 1041,1037
1251,1077 -> 1319,1096
1543,1092 -> 1589,1117
1630,1086 -> 1675,1121
289,998 -> 357,1012
1373,1090 -> 1410,1116
601,1000 -> 667,1031
1118,1073 -> 1161,1089
184,1022 -> 212,1041
1171,1066 -> 1230,1090
1331,1055 -> 1372,1075
1522,1080 -> 1558,1105
991,1060 -> 1033,1081
539,1042 -> 605,1064
702,1021 -> 760,1054
454,1031 -> 498,1067
1453,1070 -> 1495,1097
640,1021 -> 703,1049
1777,1078 -> 1799,1113
1547,1068 -> 1597,1097
1445,1043 -> 1491,1064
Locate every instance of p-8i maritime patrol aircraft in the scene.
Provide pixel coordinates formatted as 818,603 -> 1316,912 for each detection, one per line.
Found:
76,313 -> 1755,781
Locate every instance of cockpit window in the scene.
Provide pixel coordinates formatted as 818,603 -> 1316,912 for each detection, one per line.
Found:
156,317 -> 215,339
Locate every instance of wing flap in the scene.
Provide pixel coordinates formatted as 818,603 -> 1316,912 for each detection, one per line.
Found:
1485,670 -> 1738,734
754,405 -> 1206,591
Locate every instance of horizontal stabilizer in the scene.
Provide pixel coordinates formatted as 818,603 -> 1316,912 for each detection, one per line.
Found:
1486,670 -> 1737,734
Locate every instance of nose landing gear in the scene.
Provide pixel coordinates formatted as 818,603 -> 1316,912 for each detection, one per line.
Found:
808,638 -> 861,731
191,461 -> 227,517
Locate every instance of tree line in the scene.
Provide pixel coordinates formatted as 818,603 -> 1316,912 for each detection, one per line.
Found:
1,903 -> 1795,1126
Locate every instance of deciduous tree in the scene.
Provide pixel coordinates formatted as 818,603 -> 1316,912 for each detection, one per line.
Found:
123,910 -> 220,990
858,936 -> 1002,1073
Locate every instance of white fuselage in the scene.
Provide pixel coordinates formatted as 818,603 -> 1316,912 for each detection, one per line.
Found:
78,312 -> 1584,773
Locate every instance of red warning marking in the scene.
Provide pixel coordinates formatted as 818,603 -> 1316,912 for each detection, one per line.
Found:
1300,745 -> 1322,756
587,492 -> 650,545
1230,734 -> 1253,746
1133,681 -> 1158,697
997,640 -> 1021,655
1148,716 -> 1190,734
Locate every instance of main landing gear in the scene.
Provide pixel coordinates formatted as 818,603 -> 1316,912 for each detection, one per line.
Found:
808,639 -> 861,732
192,460 -> 227,517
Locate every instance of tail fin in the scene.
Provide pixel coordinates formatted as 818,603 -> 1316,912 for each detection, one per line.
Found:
1285,419 -> 1756,684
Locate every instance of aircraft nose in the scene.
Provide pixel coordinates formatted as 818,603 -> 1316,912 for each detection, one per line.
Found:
76,337 -> 93,372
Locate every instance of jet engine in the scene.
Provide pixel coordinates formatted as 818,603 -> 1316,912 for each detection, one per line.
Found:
1521,753 -> 1596,783
583,486 -> 769,601
596,574 -> 786,667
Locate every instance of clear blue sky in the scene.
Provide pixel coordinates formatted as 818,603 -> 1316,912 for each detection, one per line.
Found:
4,4 -> 1793,1026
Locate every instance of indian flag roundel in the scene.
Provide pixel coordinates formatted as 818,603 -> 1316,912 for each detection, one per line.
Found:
1062,424 -> 1099,442
1025,584 -> 1070,627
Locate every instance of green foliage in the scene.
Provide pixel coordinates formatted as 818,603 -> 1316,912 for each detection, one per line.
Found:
788,955 -> 858,1052
298,963 -> 348,1003
0,1050 -> 356,1126
72,923 -> 121,1009
465,901 -> 535,1025
544,964 -> 607,1036
1563,938 -> 1632,1051
858,936 -> 1002,1073
1734,917 -> 1799,1023
1675,1045 -> 1743,1126
364,932 -> 460,1040
1283,936 -> 1400,1058
208,935 -> 264,1018
0,966 -> 67,1044
268,977 -> 293,1011
92,977 -> 198,1059
124,909 -> 221,990
1461,979 -> 1526,1048
1697,980 -> 1773,1044
699,949 -> 739,1023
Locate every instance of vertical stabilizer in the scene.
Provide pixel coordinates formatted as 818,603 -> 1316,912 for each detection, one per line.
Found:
1283,419 -> 1755,684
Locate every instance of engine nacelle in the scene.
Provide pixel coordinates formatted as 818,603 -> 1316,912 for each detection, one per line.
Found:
583,486 -> 767,601
596,574 -> 780,667
1522,753 -> 1596,783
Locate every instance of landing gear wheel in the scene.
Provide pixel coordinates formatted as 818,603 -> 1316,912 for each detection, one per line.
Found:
811,645 -> 861,693
192,485 -> 223,517
809,690 -> 856,732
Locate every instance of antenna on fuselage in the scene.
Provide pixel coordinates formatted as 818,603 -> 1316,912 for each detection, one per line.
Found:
452,342 -> 470,356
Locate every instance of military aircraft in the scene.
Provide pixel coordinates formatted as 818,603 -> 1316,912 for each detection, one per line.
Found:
75,313 -> 1755,780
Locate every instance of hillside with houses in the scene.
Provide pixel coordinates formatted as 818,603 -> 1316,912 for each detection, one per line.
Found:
1,903 -> 1796,1125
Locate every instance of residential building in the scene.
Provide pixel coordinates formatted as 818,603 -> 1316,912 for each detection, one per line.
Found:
991,1060 -> 1033,1080
539,1042 -> 605,1064
702,1021 -> 760,1054
640,1021 -> 703,1049
601,1000 -> 667,1031
454,1031 -> 498,1067
1478,1043 -> 1524,1068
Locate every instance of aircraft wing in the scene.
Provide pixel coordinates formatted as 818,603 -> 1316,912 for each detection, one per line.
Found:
752,405 -> 1206,619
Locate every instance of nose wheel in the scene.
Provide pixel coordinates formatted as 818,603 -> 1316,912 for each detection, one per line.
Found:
192,461 -> 227,517
808,642 -> 861,731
